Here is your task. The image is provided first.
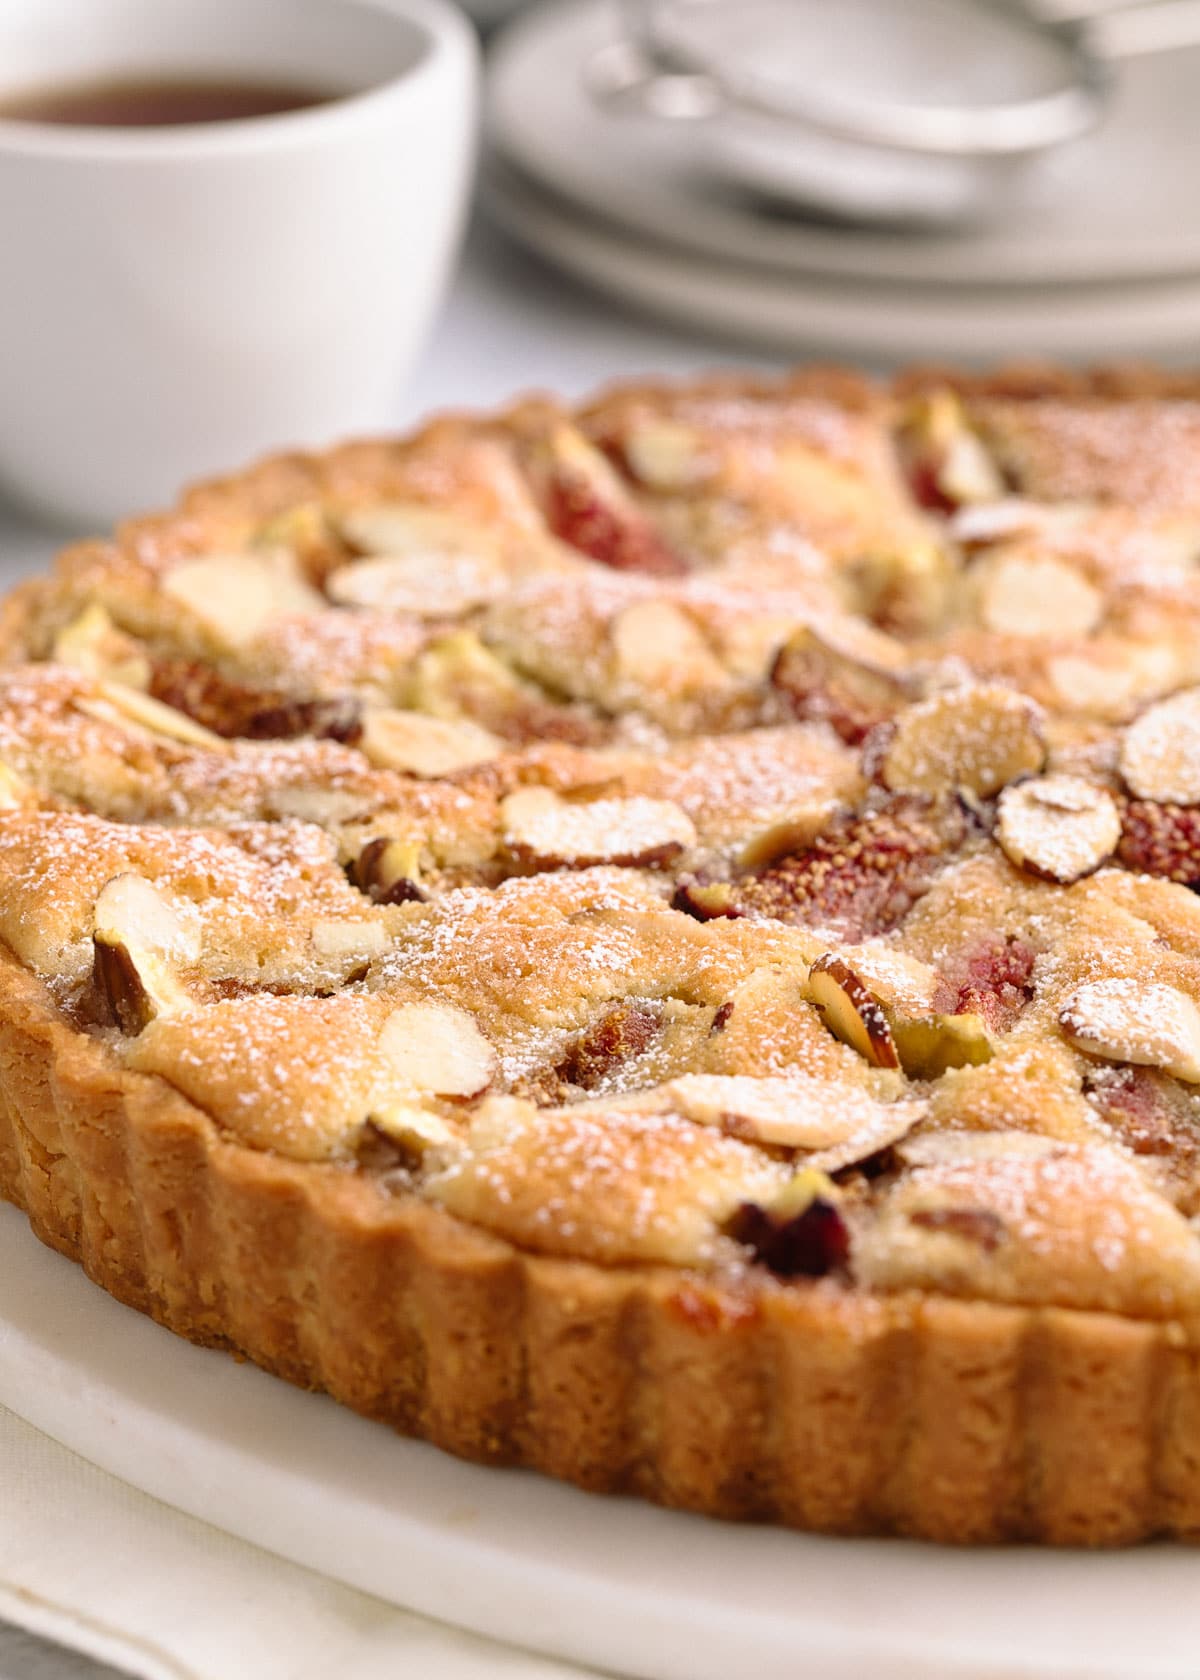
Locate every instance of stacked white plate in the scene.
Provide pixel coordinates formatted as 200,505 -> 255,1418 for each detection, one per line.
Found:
485,0 -> 1200,361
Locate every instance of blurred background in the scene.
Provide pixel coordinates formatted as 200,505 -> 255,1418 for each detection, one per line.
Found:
7,0 -> 1200,554
472,0 -> 1200,367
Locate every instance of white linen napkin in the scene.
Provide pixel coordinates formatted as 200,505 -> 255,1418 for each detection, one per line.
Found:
0,1404 -> 594,1680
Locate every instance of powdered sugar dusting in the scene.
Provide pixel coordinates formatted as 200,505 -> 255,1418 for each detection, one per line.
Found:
6,375 -> 1200,1296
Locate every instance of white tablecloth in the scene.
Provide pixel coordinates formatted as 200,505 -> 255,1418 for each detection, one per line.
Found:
0,1402 -> 594,1680
0,216 -> 782,1680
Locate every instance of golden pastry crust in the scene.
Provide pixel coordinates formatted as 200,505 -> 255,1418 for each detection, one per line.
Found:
7,365 -> 1200,1544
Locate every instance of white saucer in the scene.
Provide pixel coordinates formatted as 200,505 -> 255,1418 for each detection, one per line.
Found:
485,159 -> 1200,360
487,0 -> 1200,288
2,1202 -> 1198,1680
462,0 -> 528,25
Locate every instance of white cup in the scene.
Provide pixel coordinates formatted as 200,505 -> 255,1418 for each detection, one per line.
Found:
0,0 -> 478,528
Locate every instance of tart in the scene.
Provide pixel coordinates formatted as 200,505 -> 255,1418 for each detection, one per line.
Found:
6,365 -> 1200,1544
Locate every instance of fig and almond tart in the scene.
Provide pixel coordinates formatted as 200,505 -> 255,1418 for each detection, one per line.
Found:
8,364 -> 1200,1544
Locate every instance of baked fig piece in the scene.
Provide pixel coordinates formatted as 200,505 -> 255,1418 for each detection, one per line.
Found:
148,658 -> 361,742
671,878 -> 742,921
706,796 -> 965,941
555,1001 -> 661,1091
1118,800 -> 1200,884
523,422 -> 688,576
518,1002 -> 663,1103
726,1171 -> 851,1277
1083,1064 -> 1200,1175
932,934 -> 1036,1034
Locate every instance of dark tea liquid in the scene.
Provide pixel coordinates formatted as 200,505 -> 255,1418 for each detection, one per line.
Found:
0,74 -> 338,126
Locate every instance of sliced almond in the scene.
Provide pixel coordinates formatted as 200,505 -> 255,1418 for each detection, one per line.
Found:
92,874 -> 198,1035
78,680 -> 229,752
94,873 -> 201,963
949,498 -> 1048,548
847,944 -> 939,1017
92,941 -> 192,1036
996,774 -> 1120,884
52,603 -> 151,689
268,787 -> 368,826
1059,978 -> 1200,1083
611,600 -> 727,695
808,953 -> 900,1070
310,919 -> 388,961
979,554 -> 1103,639
465,1094 -> 538,1152
662,1073 -> 882,1147
376,1001 -> 497,1100
357,709 -> 502,777
326,553 -> 501,618
889,1012 -> 993,1079
162,551 -> 324,649
1120,688 -> 1200,805
339,503 -> 500,562
881,684 -> 1045,798
736,802 -> 838,871
622,420 -> 707,491
672,878 -> 740,920
808,1106 -> 927,1173
660,1072 -> 924,1164
411,629 -> 537,724
501,787 -> 696,868
897,1129 -> 1061,1167
349,837 -> 426,905
366,1102 -> 462,1170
